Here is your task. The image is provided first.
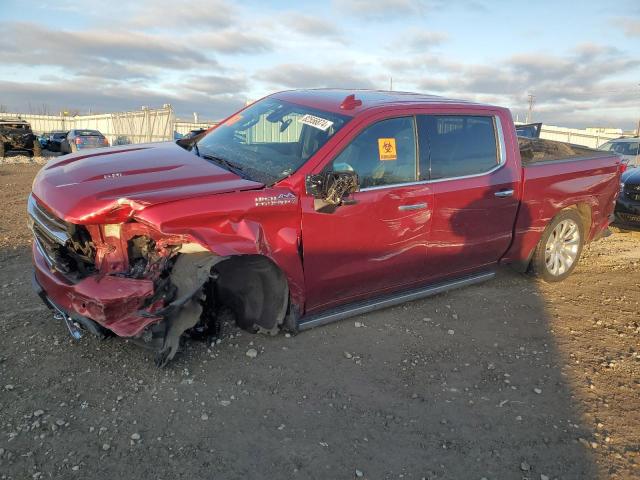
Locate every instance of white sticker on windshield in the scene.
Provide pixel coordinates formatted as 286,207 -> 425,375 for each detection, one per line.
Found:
299,114 -> 334,131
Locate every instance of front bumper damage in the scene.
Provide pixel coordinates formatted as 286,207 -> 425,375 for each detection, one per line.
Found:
33,241 -> 222,366
29,194 -> 224,366
33,247 -> 159,336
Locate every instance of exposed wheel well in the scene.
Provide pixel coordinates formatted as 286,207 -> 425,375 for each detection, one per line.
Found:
562,203 -> 592,240
209,255 -> 289,334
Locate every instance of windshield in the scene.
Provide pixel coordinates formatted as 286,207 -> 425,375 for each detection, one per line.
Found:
610,142 -> 639,156
196,98 -> 351,184
75,130 -> 101,136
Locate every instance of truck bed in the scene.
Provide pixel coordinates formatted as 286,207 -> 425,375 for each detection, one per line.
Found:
502,143 -> 621,267
518,137 -> 611,166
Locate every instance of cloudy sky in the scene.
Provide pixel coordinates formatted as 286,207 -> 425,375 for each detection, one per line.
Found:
1,0 -> 639,128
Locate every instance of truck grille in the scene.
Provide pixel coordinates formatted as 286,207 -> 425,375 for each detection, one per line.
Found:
28,195 -> 70,269
618,212 -> 640,224
27,194 -> 95,279
624,183 -> 640,202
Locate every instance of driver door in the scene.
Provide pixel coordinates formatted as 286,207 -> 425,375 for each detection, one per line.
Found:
300,116 -> 434,313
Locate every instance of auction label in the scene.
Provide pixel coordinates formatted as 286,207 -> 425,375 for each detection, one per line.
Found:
299,114 -> 334,131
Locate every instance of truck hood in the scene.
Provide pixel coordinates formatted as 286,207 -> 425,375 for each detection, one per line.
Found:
32,142 -> 264,224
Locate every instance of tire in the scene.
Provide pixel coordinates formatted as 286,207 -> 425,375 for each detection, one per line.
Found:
530,210 -> 584,282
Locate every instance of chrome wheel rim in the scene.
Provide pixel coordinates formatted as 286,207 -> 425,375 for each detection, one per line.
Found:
545,219 -> 580,276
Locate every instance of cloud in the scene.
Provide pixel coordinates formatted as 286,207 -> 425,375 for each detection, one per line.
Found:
394,29 -> 448,52
0,79 -> 245,120
257,63 -> 379,90
127,0 -> 236,29
393,45 -> 640,128
332,0 -> 429,17
332,0 -> 488,18
0,22 -> 214,78
176,75 -> 249,96
612,17 -> 640,37
281,13 -> 344,40
193,30 -> 274,54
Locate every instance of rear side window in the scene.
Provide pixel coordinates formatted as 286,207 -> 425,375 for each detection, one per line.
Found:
418,115 -> 499,180
331,117 -> 417,188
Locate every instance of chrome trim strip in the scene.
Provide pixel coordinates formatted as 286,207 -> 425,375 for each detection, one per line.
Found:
33,234 -> 54,270
495,115 -> 506,165
360,180 -> 430,192
27,195 -> 70,245
297,271 -> 495,331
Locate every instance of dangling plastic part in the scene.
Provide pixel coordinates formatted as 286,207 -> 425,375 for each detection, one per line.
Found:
340,94 -> 362,110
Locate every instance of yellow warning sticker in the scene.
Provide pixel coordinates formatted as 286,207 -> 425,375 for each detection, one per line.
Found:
378,138 -> 397,161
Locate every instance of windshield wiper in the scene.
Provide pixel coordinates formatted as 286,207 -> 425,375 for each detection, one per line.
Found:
201,153 -> 248,178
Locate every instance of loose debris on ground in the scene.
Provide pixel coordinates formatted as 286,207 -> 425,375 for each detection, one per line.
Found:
0,150 -> 60,166
0,164 -> 638,479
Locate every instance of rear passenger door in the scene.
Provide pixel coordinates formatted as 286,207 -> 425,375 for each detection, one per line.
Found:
418,113 -> 520,278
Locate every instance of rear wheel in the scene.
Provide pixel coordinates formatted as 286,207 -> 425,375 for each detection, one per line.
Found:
530,210 -> 584,282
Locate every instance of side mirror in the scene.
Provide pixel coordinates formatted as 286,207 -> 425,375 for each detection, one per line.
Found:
306,170 -> 359,207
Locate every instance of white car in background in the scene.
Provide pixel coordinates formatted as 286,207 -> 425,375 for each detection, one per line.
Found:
598,137 -> 639,167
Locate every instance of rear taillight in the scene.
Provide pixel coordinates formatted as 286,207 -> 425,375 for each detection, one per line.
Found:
102,138 -> 109,146
75,137 -> 82,145
620,162 -> 627,174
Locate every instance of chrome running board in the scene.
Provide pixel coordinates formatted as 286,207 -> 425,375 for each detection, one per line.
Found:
297,270 -> 495,331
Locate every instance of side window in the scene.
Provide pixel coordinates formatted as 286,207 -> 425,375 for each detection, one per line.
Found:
331,117 -> 417,188
418,115 -> 499,180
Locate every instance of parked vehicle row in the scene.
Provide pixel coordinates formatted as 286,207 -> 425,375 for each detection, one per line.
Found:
40,129 -> 109,154
28,89 -> 624,366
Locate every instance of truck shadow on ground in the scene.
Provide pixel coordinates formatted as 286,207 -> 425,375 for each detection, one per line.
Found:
0,237 -> 600,479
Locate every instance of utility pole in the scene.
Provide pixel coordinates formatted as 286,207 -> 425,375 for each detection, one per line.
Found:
526,94 -> 535,123
637,83 -> 640,136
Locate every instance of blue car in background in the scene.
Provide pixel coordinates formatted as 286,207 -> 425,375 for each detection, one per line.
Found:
60,129 -> 109,154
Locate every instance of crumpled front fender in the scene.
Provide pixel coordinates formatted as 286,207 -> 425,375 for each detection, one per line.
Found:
133,187 -> 306,309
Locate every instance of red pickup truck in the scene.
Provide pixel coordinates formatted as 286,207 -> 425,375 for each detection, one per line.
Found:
29,89 -> 623,366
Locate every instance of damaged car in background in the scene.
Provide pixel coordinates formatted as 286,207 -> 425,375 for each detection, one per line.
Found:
29,89 -> 623,366
0,118 -> 41,157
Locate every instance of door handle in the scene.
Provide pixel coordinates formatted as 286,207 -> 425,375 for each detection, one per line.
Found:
398,202 -> 428,211
494,189 -> 514,198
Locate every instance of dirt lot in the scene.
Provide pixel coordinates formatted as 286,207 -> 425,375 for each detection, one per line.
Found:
0,163 -> 638,480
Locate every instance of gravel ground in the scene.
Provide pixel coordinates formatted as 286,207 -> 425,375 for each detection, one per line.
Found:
0,164 -> 638,480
